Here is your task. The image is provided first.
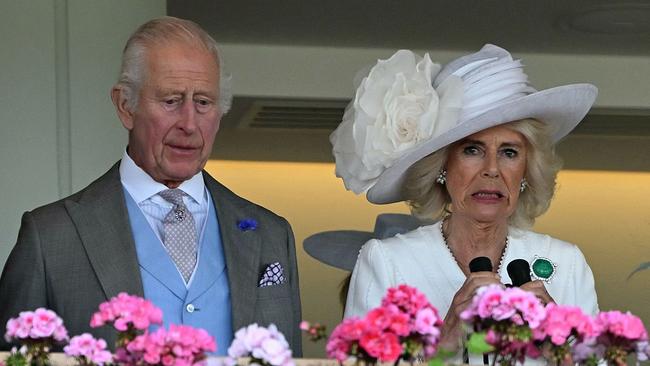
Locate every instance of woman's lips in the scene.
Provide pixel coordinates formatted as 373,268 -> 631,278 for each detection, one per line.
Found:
471,190 -> 504,202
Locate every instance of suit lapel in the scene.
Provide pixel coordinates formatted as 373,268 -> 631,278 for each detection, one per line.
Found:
65,163 -> 144,300
204,172 -> 261,330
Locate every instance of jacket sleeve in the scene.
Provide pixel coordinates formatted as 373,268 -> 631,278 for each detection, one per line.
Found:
283,217 -> 303,357
0,212 -> 48,350
343,239 -> 394,319
570,244 -> 599,316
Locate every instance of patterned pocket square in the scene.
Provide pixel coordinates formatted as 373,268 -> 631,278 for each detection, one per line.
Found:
258,262 -> 285,287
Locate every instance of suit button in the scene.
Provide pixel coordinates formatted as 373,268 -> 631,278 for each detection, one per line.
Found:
186,304 -> 195,313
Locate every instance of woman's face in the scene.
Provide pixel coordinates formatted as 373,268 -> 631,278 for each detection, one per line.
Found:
445,124 -> 528,224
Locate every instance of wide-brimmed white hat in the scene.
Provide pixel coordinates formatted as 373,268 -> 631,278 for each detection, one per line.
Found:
303,213 -> 431,271
330,44 -> 597,204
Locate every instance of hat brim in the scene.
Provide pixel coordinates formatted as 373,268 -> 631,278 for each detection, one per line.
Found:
367,83 -> 598,204
303,231 -> 373,271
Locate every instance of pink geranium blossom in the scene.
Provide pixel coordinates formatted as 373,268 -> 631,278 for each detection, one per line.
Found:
326,284 -> 443,364
64,333 -> 113,366
124,324 -> 216,366
596,310 -> 647,341
225,323 -> 294,366
359,329 -> 402,362
581,310 -> 649,366
298,320 -> 327,342
461,285 -> 547,364
381,284 -> 429,316
5,308 -> 68,343
4,308 -> 69,366
532,304 -> 600,365
90,292 -> 163,332
534,304 -> 600,345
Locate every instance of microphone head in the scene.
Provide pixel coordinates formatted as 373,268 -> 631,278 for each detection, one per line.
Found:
469,256 -> 493,273
507,259 -> 532,287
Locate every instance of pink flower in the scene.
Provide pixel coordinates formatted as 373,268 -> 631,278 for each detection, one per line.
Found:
4,308 -> 68,343
461,285 -> 548,362
461,285 -> 546,328
414,307 -> 442,337
327,285 -> 443,363
588,310 -> 649,365
365,306 -> 397,333
387,310 -> 410,337
359,329 -> 402,362
90,293 -> 163,332
299,321 -> 309,331
124,325 -> 215,366
596,310 -> 648,341
64,333 -> 113,365
227,323 -> 294,366
381,284 -> 429,315
326,318 -> 365,362
534,304 -> 599,347
334,317 -> 366,342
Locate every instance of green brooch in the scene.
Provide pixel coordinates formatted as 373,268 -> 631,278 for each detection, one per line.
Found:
531,255 -> 557,283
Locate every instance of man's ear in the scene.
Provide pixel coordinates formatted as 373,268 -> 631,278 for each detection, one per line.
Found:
111,86 -> 135,130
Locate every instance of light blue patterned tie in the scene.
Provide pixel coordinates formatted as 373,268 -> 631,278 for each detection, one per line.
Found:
159,189 -> 197,283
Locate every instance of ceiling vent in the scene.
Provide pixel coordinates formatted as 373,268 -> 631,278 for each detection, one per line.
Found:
573,108 -> 650,137
235,98 -> 347,130
224,97 -> 650,137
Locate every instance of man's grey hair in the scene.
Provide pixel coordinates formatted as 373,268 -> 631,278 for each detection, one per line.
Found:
115,16 -> 232,114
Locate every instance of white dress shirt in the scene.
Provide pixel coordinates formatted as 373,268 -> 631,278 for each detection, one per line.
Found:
119,150 -> 210,284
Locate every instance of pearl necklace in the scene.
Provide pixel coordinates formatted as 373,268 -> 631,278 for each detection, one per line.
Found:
439,219 -> 509,275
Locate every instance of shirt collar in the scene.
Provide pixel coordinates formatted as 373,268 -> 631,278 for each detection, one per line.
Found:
119,149 -> 206,205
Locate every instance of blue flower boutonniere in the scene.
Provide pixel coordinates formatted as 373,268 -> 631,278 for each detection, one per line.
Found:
237,218 -> 258,232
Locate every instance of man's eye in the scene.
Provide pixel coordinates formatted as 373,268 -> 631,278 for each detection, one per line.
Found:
195,99 -> 213,108
164,99 -> 179,105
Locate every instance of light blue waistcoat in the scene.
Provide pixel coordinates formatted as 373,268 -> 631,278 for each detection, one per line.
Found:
124,190 -> 233,354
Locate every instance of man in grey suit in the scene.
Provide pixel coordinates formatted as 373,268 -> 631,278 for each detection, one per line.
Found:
0,17 -> 302,355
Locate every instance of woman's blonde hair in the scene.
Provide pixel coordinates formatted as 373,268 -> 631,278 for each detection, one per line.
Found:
402,119 -> 562,229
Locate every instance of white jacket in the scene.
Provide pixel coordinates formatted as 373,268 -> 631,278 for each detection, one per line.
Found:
344,221 -> 598,364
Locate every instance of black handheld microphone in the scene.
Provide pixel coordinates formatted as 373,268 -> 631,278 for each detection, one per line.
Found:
469,256 -> 493,273
468,256 -> 494,366
507,259 -> 532,287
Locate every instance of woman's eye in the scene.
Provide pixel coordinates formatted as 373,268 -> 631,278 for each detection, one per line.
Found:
503,148 -> 518,158
463,146 -> 480,155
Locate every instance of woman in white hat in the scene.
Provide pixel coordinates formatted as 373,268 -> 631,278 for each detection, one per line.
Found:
331,44 -> 599,361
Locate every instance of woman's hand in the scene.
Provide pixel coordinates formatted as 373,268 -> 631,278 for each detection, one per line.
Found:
520,280 -> 556,305
438,272 -> 503,351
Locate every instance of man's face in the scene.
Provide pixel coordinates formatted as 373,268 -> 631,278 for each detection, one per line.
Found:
119,42 -> 221,187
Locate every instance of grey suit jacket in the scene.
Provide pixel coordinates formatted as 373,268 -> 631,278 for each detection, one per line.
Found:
0,162 -> 302,355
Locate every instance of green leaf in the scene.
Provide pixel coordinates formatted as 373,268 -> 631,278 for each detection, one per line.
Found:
428,356 -> 446,366
467,332 -> 495,354
428,347 -> 457,366
5,352 -> 28,366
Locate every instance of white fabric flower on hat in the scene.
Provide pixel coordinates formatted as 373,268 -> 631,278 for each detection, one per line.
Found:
331,50 -> 463,194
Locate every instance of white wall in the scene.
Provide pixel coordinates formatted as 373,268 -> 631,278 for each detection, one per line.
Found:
0,1 -> 59,266
219,43 -> 650,109
0,0 -> 165,268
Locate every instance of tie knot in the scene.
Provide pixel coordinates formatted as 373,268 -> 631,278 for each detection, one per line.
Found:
159,189 -> 185,206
